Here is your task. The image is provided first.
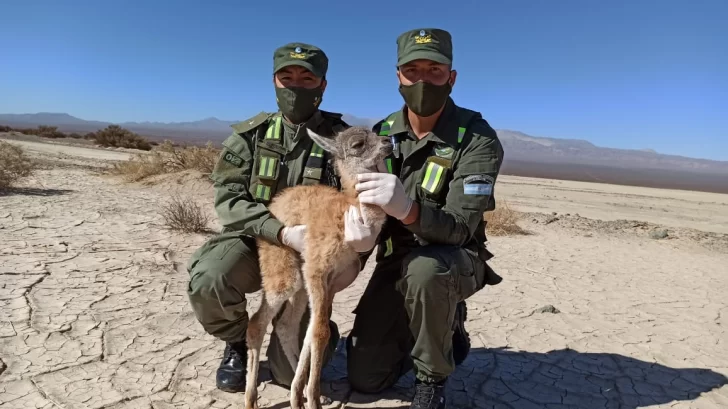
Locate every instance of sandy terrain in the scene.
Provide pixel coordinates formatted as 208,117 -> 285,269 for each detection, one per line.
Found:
1,134 -> 138,167
1,138 -> 727,409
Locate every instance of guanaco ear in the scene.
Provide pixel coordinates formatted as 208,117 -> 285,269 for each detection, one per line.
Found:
307,128 -> 339,154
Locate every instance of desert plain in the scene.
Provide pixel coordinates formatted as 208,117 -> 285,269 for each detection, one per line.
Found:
1,135 -> 727,409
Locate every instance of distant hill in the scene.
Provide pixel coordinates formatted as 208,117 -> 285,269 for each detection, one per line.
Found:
2,112 -> 727,194
0,112 -> 380,141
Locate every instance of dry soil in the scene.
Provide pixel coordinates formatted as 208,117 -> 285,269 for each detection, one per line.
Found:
1,137 -> 727,409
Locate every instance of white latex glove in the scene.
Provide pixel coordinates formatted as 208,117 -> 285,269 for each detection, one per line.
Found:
344,205 -> 382,253
355,173 -> 413,220
280,225 -> 307,253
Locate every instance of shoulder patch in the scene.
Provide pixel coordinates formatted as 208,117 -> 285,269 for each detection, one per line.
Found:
222,151 -> 243,167
231,111 -> 272,134
463,174 -> 494,196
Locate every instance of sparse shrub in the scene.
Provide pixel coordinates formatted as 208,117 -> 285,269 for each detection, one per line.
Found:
0,141 -> 36,189
0,125 -> 11,132
111,139 -> 220,182
68,132 -> 83,139
160,193 -> 210,233
484,200 -> 529,236
111,152 -> 167,182
16,127 -> 37,135
157,140 -> 218,174
91,125 -> 152,151
36,125 -> 66,139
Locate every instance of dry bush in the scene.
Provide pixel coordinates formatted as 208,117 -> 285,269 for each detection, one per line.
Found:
0,141 -> 36,189
111,140 -> 220,182
36,125 -> 66,139
156,140 -> 219,174
111,152 -> 167,182
91,125 -> 152,151
484,200 -> 529,236
160,193 -> 210,233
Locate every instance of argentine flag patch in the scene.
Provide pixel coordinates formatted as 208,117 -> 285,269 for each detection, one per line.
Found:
463,174 -> 494,196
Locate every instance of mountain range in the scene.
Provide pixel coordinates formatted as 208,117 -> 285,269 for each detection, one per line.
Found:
2,112 -> 727,194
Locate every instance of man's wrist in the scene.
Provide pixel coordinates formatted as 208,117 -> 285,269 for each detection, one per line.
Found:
261,218 -> 285,245
400,200 -> 419,225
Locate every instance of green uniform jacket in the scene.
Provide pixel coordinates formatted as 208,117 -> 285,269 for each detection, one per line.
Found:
209,109 -> 349,245
371,98 -> 505,273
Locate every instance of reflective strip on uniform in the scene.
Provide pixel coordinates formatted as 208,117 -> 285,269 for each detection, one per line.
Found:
255,184 -> 271,200
422,161 -> 445,193
258,156 -> 277,178
310,143 -> 324,158
384,237 -> 393,257
385,158 -> 393,173
457,126 -> 466,144
378,120 -> 394,136
266,116 -> 282,140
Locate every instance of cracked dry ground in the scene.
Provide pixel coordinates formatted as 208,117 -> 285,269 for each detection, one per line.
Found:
2,168 -> 728,409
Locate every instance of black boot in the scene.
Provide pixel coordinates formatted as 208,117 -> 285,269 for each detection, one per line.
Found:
216,340 -> 247,392
410,378 -> 448,409
452,301 -> 470,366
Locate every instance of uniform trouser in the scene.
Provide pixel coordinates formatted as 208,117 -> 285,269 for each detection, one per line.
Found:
185,231 -> 339,387
345,244 -> 491,393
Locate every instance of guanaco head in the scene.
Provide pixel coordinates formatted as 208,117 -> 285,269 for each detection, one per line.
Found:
307,127 -> 392,191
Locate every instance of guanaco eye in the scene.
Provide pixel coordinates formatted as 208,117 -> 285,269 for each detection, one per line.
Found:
351,141 -> 364,149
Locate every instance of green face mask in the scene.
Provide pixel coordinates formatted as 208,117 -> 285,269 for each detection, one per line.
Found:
398,80 -> 452,117
275,85 -> 323,124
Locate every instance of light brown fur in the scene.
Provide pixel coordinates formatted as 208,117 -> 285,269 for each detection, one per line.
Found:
244,126 -> 392,409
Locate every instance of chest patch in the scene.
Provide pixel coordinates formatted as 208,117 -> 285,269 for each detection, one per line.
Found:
463,174 -> 494,196
434,145 -> 455,159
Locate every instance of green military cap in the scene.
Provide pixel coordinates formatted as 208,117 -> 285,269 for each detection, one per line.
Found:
396,28 -> 453,66
273,42 -> 328,78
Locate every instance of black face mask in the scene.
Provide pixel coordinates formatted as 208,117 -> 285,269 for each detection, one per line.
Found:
398,80 -> 452,117
275,85 -> 323,124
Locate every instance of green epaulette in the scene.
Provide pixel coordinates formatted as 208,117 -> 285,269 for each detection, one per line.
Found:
320,110 -> 349,132
231,111 -> 273,135
319,110 -> 343,119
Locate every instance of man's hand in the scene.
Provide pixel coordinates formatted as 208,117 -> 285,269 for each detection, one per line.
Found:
355,173 -> 413,221
344,205 -> 382,253
280,225 -> 307,253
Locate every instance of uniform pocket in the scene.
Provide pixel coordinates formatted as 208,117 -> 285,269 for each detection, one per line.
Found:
454,247 -> 486,301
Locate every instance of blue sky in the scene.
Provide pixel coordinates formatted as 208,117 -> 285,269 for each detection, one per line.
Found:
0,0 -> 726,160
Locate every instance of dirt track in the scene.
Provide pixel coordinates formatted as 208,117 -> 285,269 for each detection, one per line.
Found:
1,139 -> 727,408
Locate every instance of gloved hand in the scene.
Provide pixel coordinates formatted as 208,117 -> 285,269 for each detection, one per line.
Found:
355,173 -> 413,220
344,205 -> 382,253
280,225 -> 307,253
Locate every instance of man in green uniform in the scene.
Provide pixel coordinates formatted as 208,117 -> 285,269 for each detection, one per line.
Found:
345,28 -> 505,408
186,42 -> 365,393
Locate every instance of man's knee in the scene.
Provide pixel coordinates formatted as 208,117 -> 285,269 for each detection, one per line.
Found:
399,245 -> 455,298
186,234 -> 261,339
187,235 -> 260,295
399,245 -> 483,302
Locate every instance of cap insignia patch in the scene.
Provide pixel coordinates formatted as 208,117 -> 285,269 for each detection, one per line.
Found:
415,30 -> 432,44
290,49 -> 306,59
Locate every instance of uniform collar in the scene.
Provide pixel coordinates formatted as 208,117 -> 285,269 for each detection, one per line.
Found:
281,110 -> 324,144
388,97 -> 460,147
